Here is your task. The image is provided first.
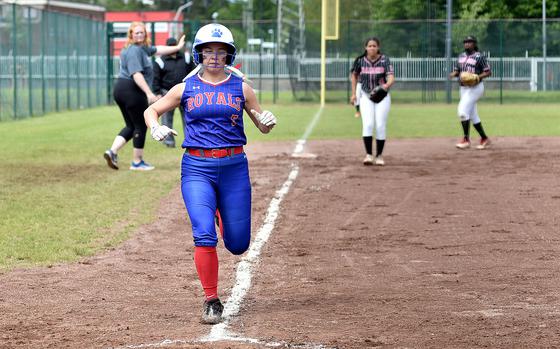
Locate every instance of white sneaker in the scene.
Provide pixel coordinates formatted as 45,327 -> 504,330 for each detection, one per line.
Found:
363,154 -> 374,166
476,138 -> 491,150
455,137 -> 471,149
374,156 -> 385,166
130,160 -> 155,171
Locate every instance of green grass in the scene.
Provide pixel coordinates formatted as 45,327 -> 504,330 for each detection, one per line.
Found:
0,102 -> 558,271
254,89 -> 560,105
0,104 -> 316,270
313,103 -> 560,139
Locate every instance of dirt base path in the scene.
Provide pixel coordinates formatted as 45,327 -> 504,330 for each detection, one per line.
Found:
1,137 -> 560,349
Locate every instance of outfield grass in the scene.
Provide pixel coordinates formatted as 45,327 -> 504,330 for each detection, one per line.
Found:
0,105 -> 316,271
0,102 -> 558,271
314,103 -> 560,139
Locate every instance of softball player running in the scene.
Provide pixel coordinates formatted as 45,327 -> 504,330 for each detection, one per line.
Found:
350,37 -> 395,166
449,35 -> 492,150
144,23 -> 276,324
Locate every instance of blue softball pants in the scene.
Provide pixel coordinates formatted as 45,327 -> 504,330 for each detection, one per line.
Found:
180,151 -> 252,255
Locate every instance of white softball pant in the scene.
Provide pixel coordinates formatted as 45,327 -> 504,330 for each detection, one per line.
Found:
457,82 -> 484,124
354,83 -> 362,107
359,89 -> 391,140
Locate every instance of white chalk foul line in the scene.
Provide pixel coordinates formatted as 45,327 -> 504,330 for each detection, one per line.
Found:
203,164 -> 299,341
205,106 -> 324,341
292,105 -> 324,157
119,336 -> 331,349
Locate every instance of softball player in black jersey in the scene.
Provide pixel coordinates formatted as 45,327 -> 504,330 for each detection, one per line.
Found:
449,36 -> 492,150
351,37 -> 395,166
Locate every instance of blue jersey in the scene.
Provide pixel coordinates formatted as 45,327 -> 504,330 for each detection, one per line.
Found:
180,74 -> 246,149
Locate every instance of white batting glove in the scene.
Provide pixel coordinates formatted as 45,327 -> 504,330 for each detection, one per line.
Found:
250,109 -> 277,127
150,123 -> 178,142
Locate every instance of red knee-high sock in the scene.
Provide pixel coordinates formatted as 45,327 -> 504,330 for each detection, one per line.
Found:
194,246 -> 219,300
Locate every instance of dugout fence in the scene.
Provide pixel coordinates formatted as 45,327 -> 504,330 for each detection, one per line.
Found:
2,10 -> 560,121
0,2 -> 107,121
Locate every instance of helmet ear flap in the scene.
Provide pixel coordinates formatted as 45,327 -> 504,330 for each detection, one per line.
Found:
192,47 -> 202,64
225,50 -> 236,65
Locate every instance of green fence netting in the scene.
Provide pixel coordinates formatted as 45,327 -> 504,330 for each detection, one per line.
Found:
0,3 -> 107,121
2,8 -> 560,121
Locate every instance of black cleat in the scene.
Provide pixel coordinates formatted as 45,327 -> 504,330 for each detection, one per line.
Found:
201,298 -> 224,324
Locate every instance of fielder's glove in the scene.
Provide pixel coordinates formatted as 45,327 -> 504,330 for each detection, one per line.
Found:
369,86 -> 388,103
459,72 -> 480,86
150,123 -> 178,142
250,109 -> 277,128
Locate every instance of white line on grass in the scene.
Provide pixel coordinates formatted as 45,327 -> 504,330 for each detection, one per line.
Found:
292,105 -> 324,157
202,164 -> 299,341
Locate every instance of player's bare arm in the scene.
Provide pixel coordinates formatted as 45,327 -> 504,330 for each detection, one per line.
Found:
478,70 -> 491,80
350,73 -> 358,104
155,35 -> 186,56
384,74 -> 395,90
132,72 -> 158,104
243,82 -> 276,134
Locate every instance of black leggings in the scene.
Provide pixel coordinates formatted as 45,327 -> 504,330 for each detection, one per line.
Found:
113,78 -> 148,149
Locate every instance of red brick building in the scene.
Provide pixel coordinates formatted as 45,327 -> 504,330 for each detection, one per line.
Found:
105,11 -> 182,56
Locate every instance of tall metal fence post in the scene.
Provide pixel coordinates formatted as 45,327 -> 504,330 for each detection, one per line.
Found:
499,19 -> 503,104
12,3 -> 17,118
445,0 -> 452,104
66,15 -> 70,110
346,19 -> 350,103
27,7 -> 33,116
54,11 -> 59,112
87,19 -> 91,108
259,45 -> 262,104
273,28 -> 278,104
76,17 -> 81,110
41,9 -> 46,114
542,0 -> 547,92
106,22 -> 113,105
96,21 -> 101,106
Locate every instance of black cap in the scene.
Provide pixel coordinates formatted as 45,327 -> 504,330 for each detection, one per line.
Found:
166,37 -> 178,46
463,35 -> 477,43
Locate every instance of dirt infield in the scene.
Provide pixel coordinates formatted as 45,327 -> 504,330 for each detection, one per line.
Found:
1,137 -> 560,349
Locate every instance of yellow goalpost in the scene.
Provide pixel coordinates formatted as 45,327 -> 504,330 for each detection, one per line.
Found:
320,0 -> 340,106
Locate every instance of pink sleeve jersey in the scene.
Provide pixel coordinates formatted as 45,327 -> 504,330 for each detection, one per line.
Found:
352,54 -> 394,94
180,74 -> 246,149
454,51 -> 491,75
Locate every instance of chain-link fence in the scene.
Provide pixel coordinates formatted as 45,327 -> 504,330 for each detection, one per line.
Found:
2,11 -> 560,121
269,18 -> 560,103
0,3 -> 107,121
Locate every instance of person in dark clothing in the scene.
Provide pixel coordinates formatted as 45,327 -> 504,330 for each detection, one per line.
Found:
153,37 -> 196,147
